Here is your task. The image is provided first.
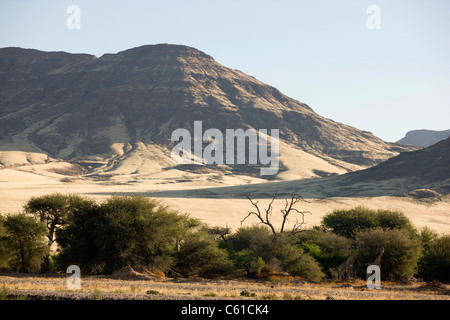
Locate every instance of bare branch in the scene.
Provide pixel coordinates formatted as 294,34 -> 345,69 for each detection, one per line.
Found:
243,193 -> 277,234
280,191 -> 303,233
243,190 -> 310,235
290,210 -> 312,235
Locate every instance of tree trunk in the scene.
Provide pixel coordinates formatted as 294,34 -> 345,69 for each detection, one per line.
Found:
19,243 -> 26,273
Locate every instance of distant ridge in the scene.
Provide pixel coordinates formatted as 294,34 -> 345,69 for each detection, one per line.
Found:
397,129 -> 450,147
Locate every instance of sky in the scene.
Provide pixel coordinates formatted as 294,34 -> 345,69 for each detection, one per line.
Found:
1,0 -> 449,142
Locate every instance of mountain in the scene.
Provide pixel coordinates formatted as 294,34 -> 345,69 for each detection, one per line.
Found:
397,129 -> 450,147
343,135 -> 450,192
149,136 -> 450,199
0,44 -> 416,181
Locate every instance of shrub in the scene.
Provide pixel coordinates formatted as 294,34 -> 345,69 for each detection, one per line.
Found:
260,265 -> 276,278
247,257 -> 266,276
229,226 -> 324,281
283,253 -> 325,282
229,225 -> 273,276
99,196 -> 191,273
0,285 -> 8,300
375,209 -> 416,236
146,290 -> 161,295
355,228 -> 422,280
230,225 -> 273,254
261,293 -> 278,300
270,233 -> 325,281
172,228 -> 234,278
322,207 -> 378,238
203,292 -> 217,297
418,235 -> 450,282
419,226 -> 439,251
322,207 -> 417,238
240,290 -> 257,297
296,228 -> 353,278
91,288 -> 103,300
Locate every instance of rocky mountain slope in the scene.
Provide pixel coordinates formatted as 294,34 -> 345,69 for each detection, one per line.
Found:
396,129 -> 450,147
346,135 -> 450,189
0,44 -> 416,180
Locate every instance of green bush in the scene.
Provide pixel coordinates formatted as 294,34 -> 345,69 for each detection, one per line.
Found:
172,228 -> 234,278
0,284 -> 8,300
418,235 -> 450,282
228,225 -> 324,281
247,257 -> 266,276
322,207 -> 378,238
419,226 -> 439,251
375,209 -> 416,235
146,290 -> 161,295
322,207 -> 417,238
355,228 -> 422,280
228,225 -> 273,276
99,195 -> 189,273
296,228 -> 353,278
240,290 -> 257,297
283,252 -> 325,282
270,233 -> 325,282
230,225 -> 273,254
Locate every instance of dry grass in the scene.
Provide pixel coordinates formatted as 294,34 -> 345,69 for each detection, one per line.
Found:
0,273 -> 448,300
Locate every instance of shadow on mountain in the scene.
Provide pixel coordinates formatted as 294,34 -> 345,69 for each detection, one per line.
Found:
89,136 -> 450,200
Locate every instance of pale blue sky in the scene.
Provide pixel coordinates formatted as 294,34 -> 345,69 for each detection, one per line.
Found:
1,0 -> 449,142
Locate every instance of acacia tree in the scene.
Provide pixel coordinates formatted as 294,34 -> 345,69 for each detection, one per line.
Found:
418,235 -> 450,282
0,216 -> 9,268
3,214 -> 49,273
56,195 -> 233,277
24,193 -> 96,272
242,191 -> 311,235
24,193 -> 95,246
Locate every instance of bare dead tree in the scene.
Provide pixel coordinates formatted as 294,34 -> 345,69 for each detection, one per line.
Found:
241,190 -> 311,235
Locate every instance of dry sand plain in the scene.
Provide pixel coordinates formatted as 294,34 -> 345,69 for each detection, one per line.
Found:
0,163 -> 449,235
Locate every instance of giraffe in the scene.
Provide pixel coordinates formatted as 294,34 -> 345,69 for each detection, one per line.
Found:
366,247 -> 384,279
366,247 -> 385,288
371,247 -> 385,268
338,248 -> 360,281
